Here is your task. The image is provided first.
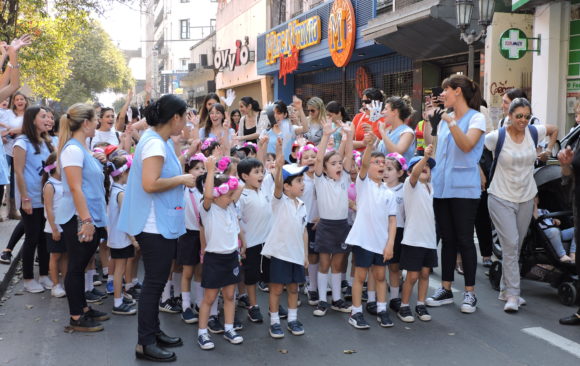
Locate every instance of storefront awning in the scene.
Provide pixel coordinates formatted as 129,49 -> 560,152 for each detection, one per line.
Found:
362,0 -> 483,60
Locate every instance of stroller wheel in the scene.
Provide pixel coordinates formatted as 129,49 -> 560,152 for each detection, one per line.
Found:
491,223 -> 503,260
557,282 -> 577,306
489,261 -> 502,291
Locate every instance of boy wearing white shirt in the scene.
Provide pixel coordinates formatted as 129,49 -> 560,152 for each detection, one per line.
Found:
261,138 -> 309,339
346,133 -> 397,329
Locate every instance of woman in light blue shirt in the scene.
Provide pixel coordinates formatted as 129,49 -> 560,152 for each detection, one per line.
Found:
377,95 -> 416,163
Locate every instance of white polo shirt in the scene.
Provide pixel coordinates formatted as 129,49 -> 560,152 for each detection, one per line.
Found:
387,183 -> 405,228
302,173 -> 319,223
402,178 -> 436,249
346,176 -> 397,254
261,194 -> 307,266
238,173 -> 274,247
200,203 -> 240,254
184,187 -> 203,231
314,171 -> 350,220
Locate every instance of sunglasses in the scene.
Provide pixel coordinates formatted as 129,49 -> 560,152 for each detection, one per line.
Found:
308,109 -> 317,113
361,99 -> 372,104
514,113 -> 532,120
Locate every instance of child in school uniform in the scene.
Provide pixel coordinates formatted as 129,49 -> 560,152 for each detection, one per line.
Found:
261,137 -> 309,338
178,153 -> 206,324
383,152 -> 408,313
42,152 -> 67,298
346,133 -> 398,329
397,145 -> 438,323
197,156 -> 245,350
106,154 -> 138,316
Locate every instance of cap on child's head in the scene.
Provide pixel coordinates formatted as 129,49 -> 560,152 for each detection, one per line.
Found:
408,156 -> 436,171
282,164 -> 308,181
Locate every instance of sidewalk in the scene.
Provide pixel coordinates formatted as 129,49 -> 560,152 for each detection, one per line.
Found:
0,204 -> 23,298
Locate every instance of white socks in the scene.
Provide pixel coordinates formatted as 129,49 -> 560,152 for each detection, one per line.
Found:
193,281 -> 203,307
102,267 -> 108,276
351,305 -> 362,314
182,292 -> 191,310
270,312 -> 280,325
288,308 -> 297,322
368,291 -> 376,303
107,274 -> 114,282
317,272 -> 328,302
331,273 -> 342,302
390,286 -> 400,299
161,281 -> 172,303
114,297 -> 123,307
377,302 -> 387,313
224,323 -> 233,332
308,263 -> 319,291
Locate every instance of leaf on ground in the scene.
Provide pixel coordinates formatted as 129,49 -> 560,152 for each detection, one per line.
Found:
404,326 -> 411,330
448,332 -> 455,336
278,349 -> 288,354
343,350 -> 357,354
52,319 -> 59,322
25,304 -> 34,309
34,317 -> 41,322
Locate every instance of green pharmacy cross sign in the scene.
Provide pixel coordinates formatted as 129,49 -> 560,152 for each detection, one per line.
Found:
500,28 -> 527,60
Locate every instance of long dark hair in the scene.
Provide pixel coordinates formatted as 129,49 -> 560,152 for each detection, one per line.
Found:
442,74 -> 482,111
240,96 -> 261,113
22,106 -> 54,154
41,151 -> 57,192
204,103 -> 226,136
144,94 -> 187,127
326,101 -> 350,121
199,93 -> 220,126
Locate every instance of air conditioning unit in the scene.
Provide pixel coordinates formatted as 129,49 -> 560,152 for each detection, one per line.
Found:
188,63 -> 196,71
200,54 -> 208,67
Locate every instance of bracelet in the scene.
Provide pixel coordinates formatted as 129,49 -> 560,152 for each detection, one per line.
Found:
7,62 -> 19,69
22,197 -> 31,202
80,218 -> 93,225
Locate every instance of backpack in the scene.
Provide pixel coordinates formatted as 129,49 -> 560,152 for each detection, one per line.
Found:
489,125 -> 538,182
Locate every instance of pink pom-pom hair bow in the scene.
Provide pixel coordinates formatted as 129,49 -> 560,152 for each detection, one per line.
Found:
212,176 -> 239,198
386,153 -> 408,171
297,144 -> 318,161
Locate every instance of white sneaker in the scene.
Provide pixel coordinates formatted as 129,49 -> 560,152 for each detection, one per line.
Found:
24,279 -> 45,293
51,284 -> 66,298
39,276 -> 54,290
504,297 -> 519,313
498,291 -> 526,306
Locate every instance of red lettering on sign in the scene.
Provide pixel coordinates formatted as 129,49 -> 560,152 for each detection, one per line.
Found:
279,47 -> 300,86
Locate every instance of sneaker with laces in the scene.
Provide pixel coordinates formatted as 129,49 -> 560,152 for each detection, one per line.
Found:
348,312 -> 370,329
389,298 -> 401,312
51,284 -> 66,298
24,279 -> 45,293
171,297 -> 183,312
0,251 -> 12,264
498,291 -> 526,306
208,315 -> 224,334
415,305 -> 431,321
38,276 -> 54,290
126,286 -> 140,300
122,296 -> 136,307
237,294 -> 251,309
482,258 -> 493,268
313,301 -> 329,316
113,303 -> 137,315
181,307 -> 198,324
84,290 -> 101,303
331,299 -> 351,313
287,320 -> 305,335
460,292 -> 477,314
307,291 -> 320,306
106,280 -> 114,295
257,281 -> 269,292
69,314 -> 103,332
248,305 -> 263,323
377,311 -> 394,327
426,287 -> 454,307
85,307 -> 110,321
365,301 -> 378,315
269,323 -> 284,339
278,305 -> 288,319
91,287 -> 107,300
159,299 -> 181,314
234,317 -> 243,331
397,306 -> 415,323
223,329 -> 243,344
198,333 -> 215,350
503,297 -> 519,313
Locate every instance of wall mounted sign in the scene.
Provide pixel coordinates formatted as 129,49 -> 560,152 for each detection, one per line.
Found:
279,47 -> 300,86
214,36 -> 253,71
499,28 -> 528,60
355,66 -> 371,98
265,16 -> 321,65
328,0 -> 356,68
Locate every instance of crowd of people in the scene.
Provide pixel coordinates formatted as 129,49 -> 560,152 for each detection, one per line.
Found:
1,38 -> 579,361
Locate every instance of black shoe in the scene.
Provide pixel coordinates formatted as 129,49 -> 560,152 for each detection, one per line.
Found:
389,298 -> 401,312
377,311 -> 394,328
126,286 -> 140,300
415,304 -> 432,321
331,299 -> 352,313
348,312 -> 370,329
208,315 -> 224,334
112,303 -> 137,315
156,331 -> 183,347
135,344 -> 176,362
307,291 -> 320,306
84,290 -> 101,303
313,301 -> 329,317
85,307 -> 110,322
426,287 -> 454,307
69,314 -> 103,332
257,281 -> 269,292
248,305 -> 263,323
237,294 -> 251,309
344,286 -> 352,300
0,251 -> 12,264
559,313 -> 580,325
366,301 -> 378,315
341,280 -> 349,292
159,299 -> 181,314
91,287 -> 107,300
171,297 -> 183,312
278,305 -> 288,319
397,305 -> 415,323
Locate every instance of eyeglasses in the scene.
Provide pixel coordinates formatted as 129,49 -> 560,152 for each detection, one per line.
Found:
514,113 -> 532,120
308,109 -> 317,113
361,99 -> 372,104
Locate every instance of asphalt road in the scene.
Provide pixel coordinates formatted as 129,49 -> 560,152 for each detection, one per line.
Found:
0,256 -> 579,366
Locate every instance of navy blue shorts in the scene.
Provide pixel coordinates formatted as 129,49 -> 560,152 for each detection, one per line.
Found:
269,257 -> 305,285
177,229 -> 201,266
202,251 -> 240,289
399,244 -> 438,272
110,245 -> 135,259
46,233 -> 66,253
352,245 -> 387,268
307,222 -> 318,255
388,227 -> 404,264
242,244 -> 270,285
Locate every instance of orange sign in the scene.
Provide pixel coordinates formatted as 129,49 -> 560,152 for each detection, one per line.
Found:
328,0 -> 356,68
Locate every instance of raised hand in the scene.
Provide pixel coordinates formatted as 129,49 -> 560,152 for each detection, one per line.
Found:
321,118 -> 338,136
258,134 -> 269,149
424,144 -> 434,158
292,95 -> 303,111
206,155 -> 217,173
363,132 -> 376,146
275,137 -> 284,166
221,89 -> 236,107
11,34 -> 32,51
0,42 -> 7,56
369,100 -> 383,122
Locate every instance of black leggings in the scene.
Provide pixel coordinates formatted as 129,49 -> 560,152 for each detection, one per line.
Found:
20,208 -> 48,279
474,191 -> 493,258
136,232 -> 176,346
4,219 -> 25,251
62,218 -> 100,316
434,198 -> 480,287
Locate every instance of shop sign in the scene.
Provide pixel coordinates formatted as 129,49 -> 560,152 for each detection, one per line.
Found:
279,47 -> 300,86
265,16 -> 321,65
499,28 -> 527,60
214,37 -> 253,72
568,79 -> 580,93
512,0 -> 530,11
328,0 -> 356,68
355,66 -> 371,98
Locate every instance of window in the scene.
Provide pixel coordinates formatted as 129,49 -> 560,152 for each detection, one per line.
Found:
180,58 -> 189,71
180,19 -> 190,39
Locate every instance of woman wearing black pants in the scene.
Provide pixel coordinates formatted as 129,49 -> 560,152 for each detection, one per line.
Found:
426,75 -> 486,314
118,95 -> 195,362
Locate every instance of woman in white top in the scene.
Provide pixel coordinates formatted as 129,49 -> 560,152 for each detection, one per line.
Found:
485,98 -> 558,313
90,107 -> 123,149
4,91 -> 27,219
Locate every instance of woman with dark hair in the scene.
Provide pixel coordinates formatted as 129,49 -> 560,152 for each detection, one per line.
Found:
377,95 -> 416,162
426,74 -> 486,314
230,109 -> 241,132
118,94 -> 196,362
91,107 -> 120,149
199,93 -> 220,127
199,103 -> 235,146
352,88 -> 386,151
326,101 -> 350,147
13,106 -> 54,293
237,96 -> 264,144
263,101 -> 308,162
56,103 -> 109,332
486,98 -> 557,312
497,88 -> 540,129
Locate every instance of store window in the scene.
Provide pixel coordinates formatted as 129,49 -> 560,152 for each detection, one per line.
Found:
180,19 -> 190,39
179,58 -> 189,71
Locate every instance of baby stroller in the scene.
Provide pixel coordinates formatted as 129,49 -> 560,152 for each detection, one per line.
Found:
488,163 -> 579,306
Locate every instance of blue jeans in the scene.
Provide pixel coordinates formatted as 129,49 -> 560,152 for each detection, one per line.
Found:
543,227 -> 576,257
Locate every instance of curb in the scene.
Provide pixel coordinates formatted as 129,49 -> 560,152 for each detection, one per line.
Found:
0,248 -> 22,298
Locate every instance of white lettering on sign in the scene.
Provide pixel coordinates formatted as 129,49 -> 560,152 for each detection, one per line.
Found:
214,38 -> 252,71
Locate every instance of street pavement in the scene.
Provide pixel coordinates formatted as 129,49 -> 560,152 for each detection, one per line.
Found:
0,216 -> 579,365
